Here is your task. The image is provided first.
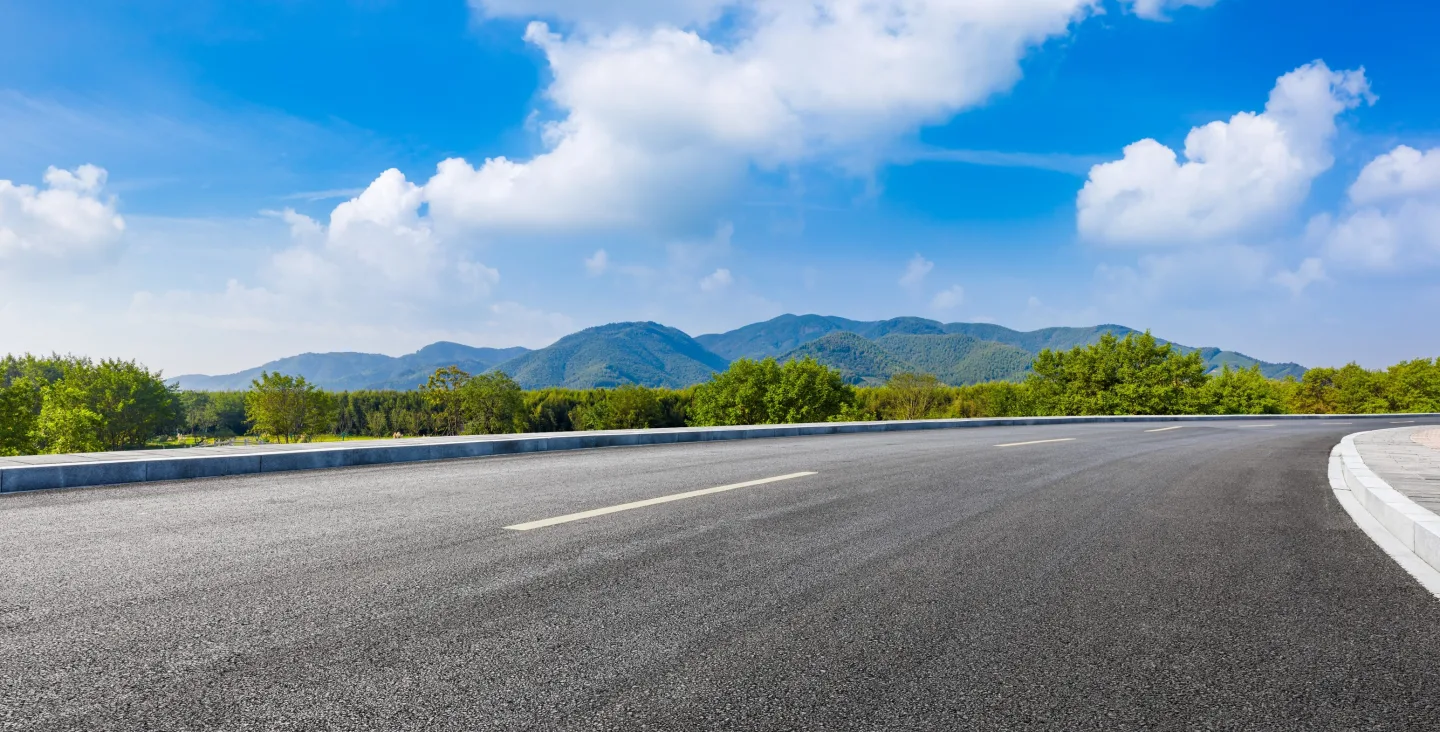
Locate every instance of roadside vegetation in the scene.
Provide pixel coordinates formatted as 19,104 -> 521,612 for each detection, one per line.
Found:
3,333 -> 1437,456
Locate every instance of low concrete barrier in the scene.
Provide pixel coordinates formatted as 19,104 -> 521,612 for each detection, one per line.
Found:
1334,432 -> 1440,577
1,413 -> 1430,495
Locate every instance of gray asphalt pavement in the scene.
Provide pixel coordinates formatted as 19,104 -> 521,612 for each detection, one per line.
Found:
4,420 -> 1440,730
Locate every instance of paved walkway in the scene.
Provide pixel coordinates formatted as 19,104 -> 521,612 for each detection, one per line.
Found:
1353,426 -> 1440,513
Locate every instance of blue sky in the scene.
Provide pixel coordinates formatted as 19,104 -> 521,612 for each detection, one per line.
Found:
1,0 -> 1437,375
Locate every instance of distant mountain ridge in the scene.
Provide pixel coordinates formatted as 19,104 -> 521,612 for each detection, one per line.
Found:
502,322 -> 729,389
699,315 -> 1305,380
171,343 -> 531,391
173,314 -> 1306,391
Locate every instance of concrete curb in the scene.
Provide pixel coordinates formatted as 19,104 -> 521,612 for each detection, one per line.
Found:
1331,431 -> 1440,593
1,413 -> 1431,496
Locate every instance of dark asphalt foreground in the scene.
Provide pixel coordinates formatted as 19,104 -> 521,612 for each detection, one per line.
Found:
4,422 -> 1440,731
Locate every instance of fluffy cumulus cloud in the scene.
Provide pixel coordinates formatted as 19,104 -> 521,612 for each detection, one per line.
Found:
270,169 -> 498,302
0,164 -> 125,264
1077,62 -> 1373,246
404,0 -> 1207,235
1312,145 -> 1440,270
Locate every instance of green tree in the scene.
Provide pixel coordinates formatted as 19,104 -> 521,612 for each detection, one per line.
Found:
245,372 -> 336,442
947,382 -> 1034,418
766,357 -> 853,423
1384,358 -> 1440,412
1195,365 -> 1286,415
1027,332 -> 1207,416
420,365 -> 471,436
0,373 -> 42,456
571,385 -> 664,431
36,378 -> 104,453
882,372 -> 946,420
689,358 -> 782,426
28,357 -> 178,452
524,389 -> 581,432
459,371 -> 525,434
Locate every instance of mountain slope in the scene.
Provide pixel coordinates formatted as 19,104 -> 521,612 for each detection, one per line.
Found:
874,333 -> 1033,385
694,314 -> 865,360
704,314 -> 1304,380
941,323 -> 1139,353
172,343 -> 530,391
502,322 -> 729,389
779,332 -> 913,385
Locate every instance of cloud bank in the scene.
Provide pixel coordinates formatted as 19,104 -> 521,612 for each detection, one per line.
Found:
1078,62 -> 1372,246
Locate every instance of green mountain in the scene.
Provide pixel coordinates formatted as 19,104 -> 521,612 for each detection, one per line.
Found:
172,343 -> 530,391
175,315 -> 1308,392
874,333 -> 1032,385
780,332 -> 913,385
502,322 -> 729,389
701,314 -> 1304,380
941,323 -> 1140,353
779,332 -> 1034,386
693,314 -> 866,360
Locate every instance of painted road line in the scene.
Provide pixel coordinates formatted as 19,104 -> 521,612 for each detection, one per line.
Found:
504,472 -> 819,531
1237,424 -> 1277,429
1145,426 -> 1183,433
1392,420 -> 1417,424
994,438 -> 1077,448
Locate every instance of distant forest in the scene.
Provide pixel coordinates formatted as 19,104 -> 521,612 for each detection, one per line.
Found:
3,332 -> 1436,456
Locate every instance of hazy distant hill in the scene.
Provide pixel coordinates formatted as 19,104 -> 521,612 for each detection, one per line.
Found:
701,314 -> 1304,380
172,343 -> 530,391
503,322 -> 729,390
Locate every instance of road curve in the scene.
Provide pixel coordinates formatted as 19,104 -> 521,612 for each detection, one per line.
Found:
4,420 -> 1440,730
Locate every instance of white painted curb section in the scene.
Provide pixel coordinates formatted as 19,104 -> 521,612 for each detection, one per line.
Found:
1329,433 -> 1440,597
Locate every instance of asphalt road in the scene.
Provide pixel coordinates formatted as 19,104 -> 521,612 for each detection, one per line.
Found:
4,420 -> 1440,731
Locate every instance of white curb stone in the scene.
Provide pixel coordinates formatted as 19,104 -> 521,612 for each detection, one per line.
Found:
1331,432 -> 1440,597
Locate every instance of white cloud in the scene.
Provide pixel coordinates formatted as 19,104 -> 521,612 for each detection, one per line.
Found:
899,254 -> 934,290
0,164 -> 125,263
1313,145 -> 1440,270
268,169 -> 498,300
1272,257 -> 1326,296
584,248 -> 609,276
400,0 -> 1223,235
699,267 -> 733,292
931,284 -> 965,311
1348,145 -> 1440,204
1126,0 -> 1218,21
456,259 -> 501,294
1077,61 -> 1372,246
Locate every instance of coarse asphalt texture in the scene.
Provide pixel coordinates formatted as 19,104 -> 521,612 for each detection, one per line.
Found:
4,419 -> 1440,731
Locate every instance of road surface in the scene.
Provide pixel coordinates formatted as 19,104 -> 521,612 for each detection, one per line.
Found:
4,420 -> 1440,730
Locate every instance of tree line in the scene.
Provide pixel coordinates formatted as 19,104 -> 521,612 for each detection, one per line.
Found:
3,332 -> 1437,456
